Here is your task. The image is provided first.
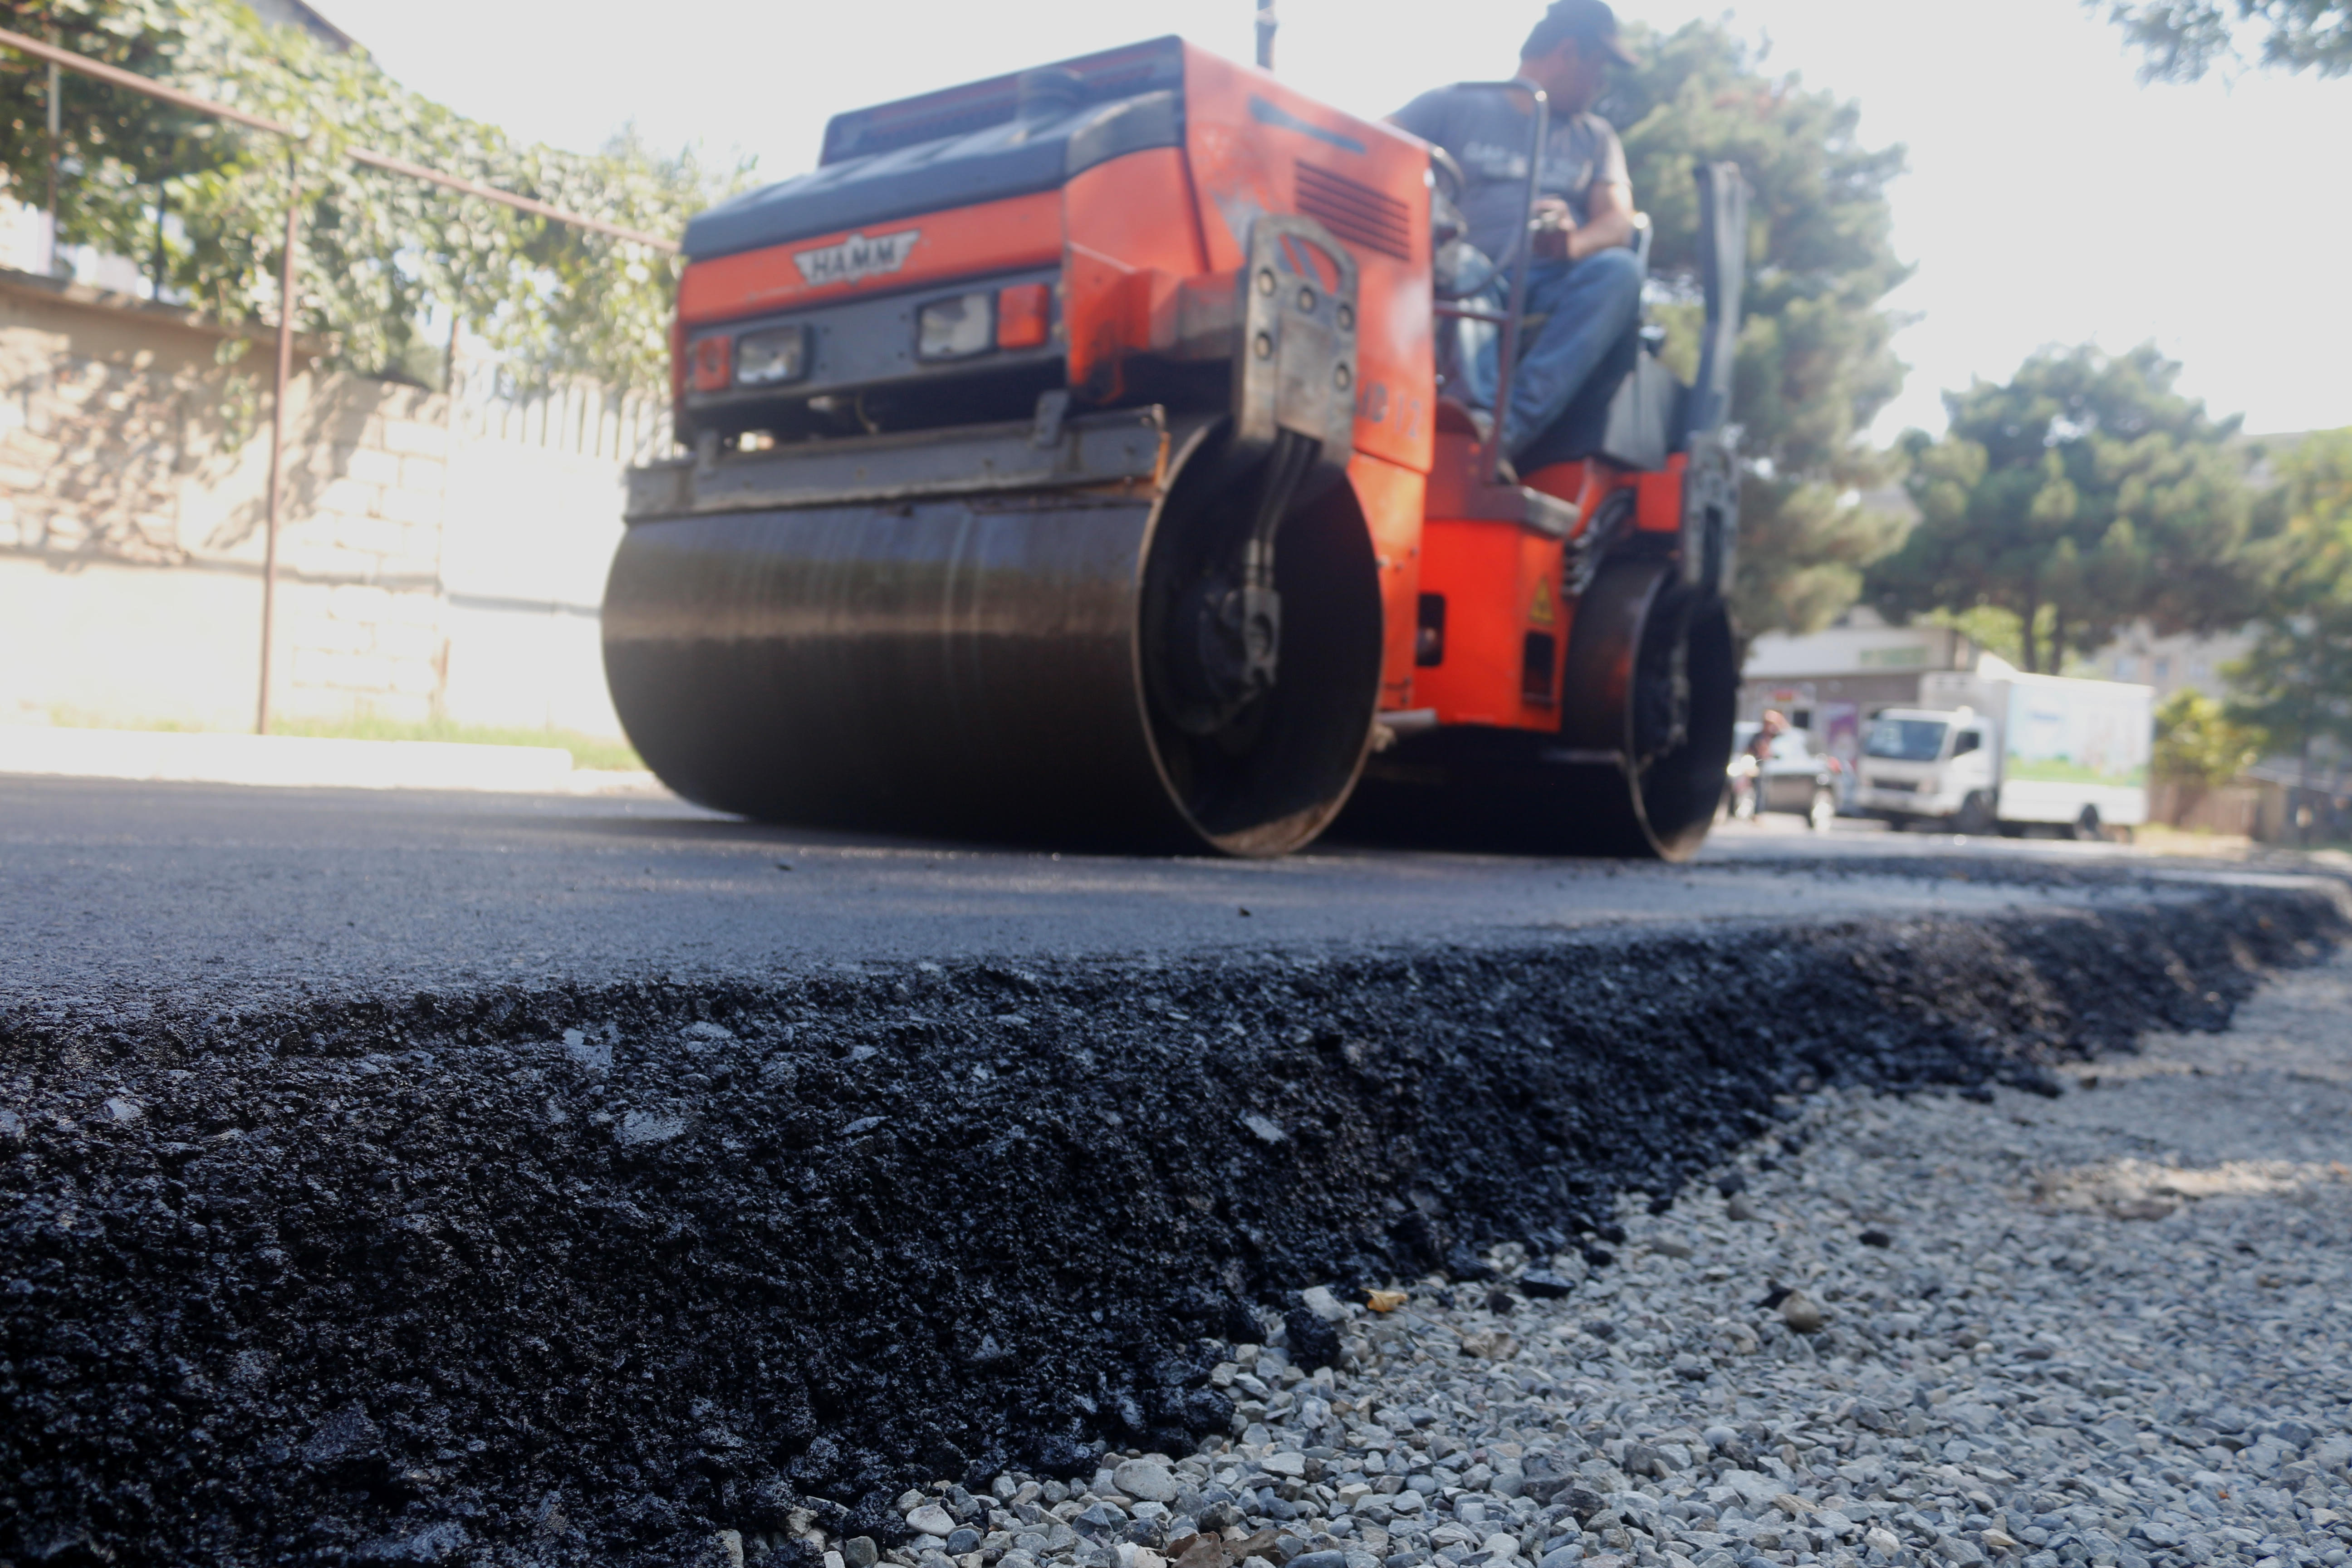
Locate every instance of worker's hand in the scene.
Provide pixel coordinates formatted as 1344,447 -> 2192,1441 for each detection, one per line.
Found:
1529,196 -> 1575,261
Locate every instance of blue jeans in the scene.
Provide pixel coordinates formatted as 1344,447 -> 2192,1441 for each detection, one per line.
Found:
1460,247 -> 1645,459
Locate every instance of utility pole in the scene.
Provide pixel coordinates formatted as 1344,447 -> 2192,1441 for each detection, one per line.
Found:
257,153 -> 299,736
2301,632 -> 2318,846
1255,0 -> 1277,69
44,57 -> 61,274
151,179 -> 167,301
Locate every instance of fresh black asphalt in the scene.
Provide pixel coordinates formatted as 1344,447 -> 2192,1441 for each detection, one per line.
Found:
0,775 -> 2298,1019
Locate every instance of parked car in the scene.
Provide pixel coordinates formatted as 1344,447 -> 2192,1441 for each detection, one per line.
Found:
1725,724 -> 1841,829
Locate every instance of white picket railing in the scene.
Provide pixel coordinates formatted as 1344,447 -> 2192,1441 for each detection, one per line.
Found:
451,367 -> 674,466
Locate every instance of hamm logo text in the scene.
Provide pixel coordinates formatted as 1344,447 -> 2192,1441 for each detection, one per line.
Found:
793,230 -> 921,288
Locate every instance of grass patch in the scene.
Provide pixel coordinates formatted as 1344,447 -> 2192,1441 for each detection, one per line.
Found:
2132,823 -> 2254,858
268,716 -> 644,772
34,708 -> 215,734
36,706 -> 644,772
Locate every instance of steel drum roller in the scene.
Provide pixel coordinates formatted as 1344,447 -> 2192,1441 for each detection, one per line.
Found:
602,426 -> 1385,855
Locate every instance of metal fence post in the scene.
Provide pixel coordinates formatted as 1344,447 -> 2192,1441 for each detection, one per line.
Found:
44,58 -> 60,273
257,155 -> 298,736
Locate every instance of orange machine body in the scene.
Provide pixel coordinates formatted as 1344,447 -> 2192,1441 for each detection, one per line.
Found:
1412,452 -> 1689,730
668,38 -> 1690,745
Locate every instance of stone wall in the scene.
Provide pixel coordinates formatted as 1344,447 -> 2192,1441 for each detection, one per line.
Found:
273,385 -> 452,726
0,267 -> 661,740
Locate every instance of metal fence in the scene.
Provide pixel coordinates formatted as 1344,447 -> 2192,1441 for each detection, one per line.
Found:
0,22 -> 677,733
454,369 -> 673,467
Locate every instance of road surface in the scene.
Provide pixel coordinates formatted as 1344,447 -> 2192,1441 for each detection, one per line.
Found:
0,774 -> 2304,1016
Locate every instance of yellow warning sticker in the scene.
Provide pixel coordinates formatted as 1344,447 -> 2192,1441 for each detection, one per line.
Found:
1529,577 -> 1556,625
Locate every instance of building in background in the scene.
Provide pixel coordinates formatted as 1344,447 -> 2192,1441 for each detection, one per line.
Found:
1742,609 -> 1984,719
0,179 -> 49,277
1746,608 -> 2260,789
2088,623 -> 2255,702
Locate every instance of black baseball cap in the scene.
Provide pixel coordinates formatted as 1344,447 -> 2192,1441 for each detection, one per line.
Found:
1524,0 -> 1640,66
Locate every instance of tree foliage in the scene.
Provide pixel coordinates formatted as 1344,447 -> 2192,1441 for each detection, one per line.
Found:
2151,686 -> 2263,789
0,0 -> 745,391
1865,343 -> 2257,673
2092,0 -> 2352,80
1601,21 -> 1914,643
2226,429 -> 2352,764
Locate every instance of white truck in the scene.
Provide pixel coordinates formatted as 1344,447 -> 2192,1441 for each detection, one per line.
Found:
1852,658 -> 2154,839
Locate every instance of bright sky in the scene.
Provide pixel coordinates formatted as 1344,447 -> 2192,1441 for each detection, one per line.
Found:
324,0 -> 2351,440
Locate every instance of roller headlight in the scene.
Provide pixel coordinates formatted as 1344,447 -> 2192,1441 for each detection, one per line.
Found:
735,324 -> 809,387
916,292 -> 995,361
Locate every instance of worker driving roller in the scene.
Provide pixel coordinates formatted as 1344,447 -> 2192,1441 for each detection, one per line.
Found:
1391,0 -> 1644,466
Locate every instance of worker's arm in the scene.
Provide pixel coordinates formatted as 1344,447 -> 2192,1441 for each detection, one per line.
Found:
1565,179 -> 1636,260
1528,180 -> 1636,262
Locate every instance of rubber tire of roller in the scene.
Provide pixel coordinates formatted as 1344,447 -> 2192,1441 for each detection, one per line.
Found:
1329,557 -> 1735,860
1544,556 -> 1739,860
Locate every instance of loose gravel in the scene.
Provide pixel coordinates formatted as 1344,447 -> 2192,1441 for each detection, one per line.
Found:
910,950 -> 2352,1568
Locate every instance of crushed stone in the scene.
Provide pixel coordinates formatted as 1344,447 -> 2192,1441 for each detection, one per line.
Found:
1014,949 -> 2352,1568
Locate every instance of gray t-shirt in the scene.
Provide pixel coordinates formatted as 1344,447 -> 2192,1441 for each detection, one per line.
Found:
1391,86 -> 1629,267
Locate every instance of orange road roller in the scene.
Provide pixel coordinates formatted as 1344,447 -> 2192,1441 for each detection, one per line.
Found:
603,37 -> 1747,858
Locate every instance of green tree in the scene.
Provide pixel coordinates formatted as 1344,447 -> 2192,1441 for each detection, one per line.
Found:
1602,21 -> 1914,643
2227,429 -> 2352,778
1864,343 -> 2257,673
2091,0 -> 2352,80
0,0 -> 744,391
2152,685 -> 2263,786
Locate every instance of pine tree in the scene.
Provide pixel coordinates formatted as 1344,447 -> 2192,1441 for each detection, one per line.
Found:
1865,344 -> 2257,673
1606,21 -> 1914,643
2228,430 -> 2352,787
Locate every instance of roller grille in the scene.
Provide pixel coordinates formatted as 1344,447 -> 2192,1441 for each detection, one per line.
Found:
1293,162 -> 1413,263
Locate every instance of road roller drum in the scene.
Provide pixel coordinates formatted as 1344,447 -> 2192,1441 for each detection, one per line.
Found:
604,416 -> 1384,855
